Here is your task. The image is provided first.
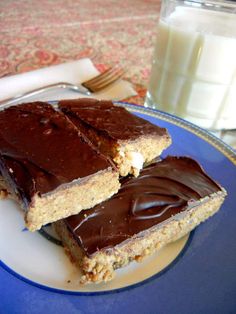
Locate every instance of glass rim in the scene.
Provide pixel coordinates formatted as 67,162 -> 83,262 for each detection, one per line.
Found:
180,0 -> 236,10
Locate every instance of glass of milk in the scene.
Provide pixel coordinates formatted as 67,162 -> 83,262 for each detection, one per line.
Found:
145,0 -> 236,130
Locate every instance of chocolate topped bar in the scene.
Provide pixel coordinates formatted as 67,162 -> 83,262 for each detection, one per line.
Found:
59,98 -> 167,140
0,102 -> 111,202
55,156 -> 226,283
0,102 -> 120,231
64,156 -> 225,256
59,99 -> 171,176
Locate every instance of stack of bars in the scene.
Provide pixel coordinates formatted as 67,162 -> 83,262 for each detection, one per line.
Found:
0,99 -> 227,284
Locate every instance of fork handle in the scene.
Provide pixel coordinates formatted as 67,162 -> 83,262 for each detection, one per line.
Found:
0,82 -> 91,107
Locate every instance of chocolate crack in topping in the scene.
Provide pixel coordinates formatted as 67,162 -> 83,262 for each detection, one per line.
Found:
0,102 -> 111,204
59,98 -> 168,140
65,156 -> 222,256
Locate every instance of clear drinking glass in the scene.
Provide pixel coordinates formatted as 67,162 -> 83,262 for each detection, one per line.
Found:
145,0 -> 236,130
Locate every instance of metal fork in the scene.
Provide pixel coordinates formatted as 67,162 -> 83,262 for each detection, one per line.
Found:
0,65 -> 125,107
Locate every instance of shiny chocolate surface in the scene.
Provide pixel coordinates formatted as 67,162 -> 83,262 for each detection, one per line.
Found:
0,102 -> 111,205
59,98 -> 169,140
65,156 -> 223,256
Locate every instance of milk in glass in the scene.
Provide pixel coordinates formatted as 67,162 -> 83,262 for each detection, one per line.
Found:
145,6 -> 236,129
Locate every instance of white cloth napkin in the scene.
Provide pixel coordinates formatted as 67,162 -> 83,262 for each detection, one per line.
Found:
0,58 -> 137,104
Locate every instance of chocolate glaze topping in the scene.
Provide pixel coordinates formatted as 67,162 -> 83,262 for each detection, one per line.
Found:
0,102 -> 111,205
59,99 -> 169,141
65,156 -> 224,256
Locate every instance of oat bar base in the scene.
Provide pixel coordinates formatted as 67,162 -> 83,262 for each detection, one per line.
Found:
1,170 -> 120,231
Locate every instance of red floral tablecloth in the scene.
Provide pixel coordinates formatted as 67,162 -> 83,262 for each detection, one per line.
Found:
0,0 -> 161,105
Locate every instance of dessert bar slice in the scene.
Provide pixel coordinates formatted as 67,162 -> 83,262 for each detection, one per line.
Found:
0,102 -> 120,231
59,99 -> 171,176
54,156 -> 227,284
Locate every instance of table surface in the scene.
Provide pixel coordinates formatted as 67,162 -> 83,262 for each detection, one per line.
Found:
0,0 -> 161,105
0,0 -> 235,148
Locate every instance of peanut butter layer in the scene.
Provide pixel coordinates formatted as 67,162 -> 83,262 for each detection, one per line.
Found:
64,156 -> 226,257
0,102 -> 115,208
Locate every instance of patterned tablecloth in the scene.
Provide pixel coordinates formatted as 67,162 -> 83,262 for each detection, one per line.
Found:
0,0 -> 161,105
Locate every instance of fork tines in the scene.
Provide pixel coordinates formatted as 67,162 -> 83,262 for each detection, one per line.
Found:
82,66 -> 125,93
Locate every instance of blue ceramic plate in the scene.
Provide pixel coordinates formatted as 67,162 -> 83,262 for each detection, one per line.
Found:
0,103 -> 236,314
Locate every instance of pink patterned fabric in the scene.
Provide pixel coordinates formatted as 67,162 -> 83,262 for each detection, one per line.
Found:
0,0 -> 161,105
